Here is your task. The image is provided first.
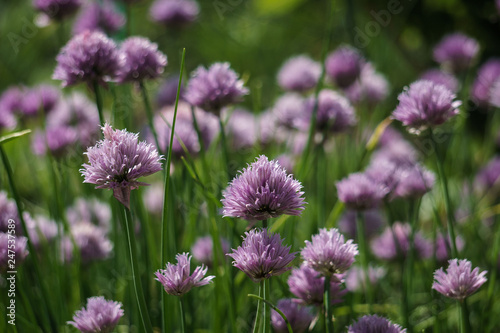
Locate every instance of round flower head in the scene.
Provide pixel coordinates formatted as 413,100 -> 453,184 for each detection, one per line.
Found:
20,85 -> 61,117
420,69 -> 459,93
288,264 -> 346,306
348,315 -> 406,333
33,0 -> 81,21
68,296 -> 124,333
336,172 -> 388,210
32,126 -> 77,158
26,214 -> 58,248
271,299 -> 314,333
0,191 -> 20,233
80,124 -> 164,209
432,259 -> 487,300
301,228 -> 358,277
474,156 -> 500,193
392,80 -> 461,134
155,252 -> 215,296
433,33 -> 479,73
345,265 -> 386,292
272,93 -> 308,130
157,75 -> 184,107
435,234 -> 464,263
184,62 -> 249,114
63,222 -> 113,263
307,89 -> 357,134
72,1 -> 125,36
53,30 -> 122,87
117,36 -> 167,83
338,209 -> 384,240
221,155 -> 305,221
0,232 -> 28,273
325,46 -> 363,88
150,0 -> 199,27
66,198 -> 111,232
0,87 -> 22,130
277,55 -> 321,92
392,164 -> 435,199
344,63 -> 389,107
228,228 -> 296,282
470,59 -> 500,107
191,235 -> 230,267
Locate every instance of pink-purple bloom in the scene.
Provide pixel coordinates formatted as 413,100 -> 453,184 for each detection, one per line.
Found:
344,63 -> 389,106
191,235 -> 230,267
271,299 -> 314,333
347,315 -> 406,333
420,69 -> 459,93
72,1 -> 125,36
272,93 -> 308,130
277,55 -> 321,92
433,33 -> 479,73
68,296 -> 124,333
336,172 -> 388,210
228,228 -> 296,282
62,222 -> 113,264
150,0 -> 200,27
392,164 -> 435,199
301,228 -> 358,277
20,84 -> 60,117
392,80 -> 461,134
325,46 -> 364,88
66,198 -> 111,232
435,234 -> 465,262
432,259 -> 487,300
156,76 -> 184,107
0,87 -> 21,130
474,156 -> 500,193
0,232 -> 28,273
155,252 -> 215,296
33,0 -> 81,21
288,264 -> 346,306
117,37 -> 167,83
338,209 -> 384,240
345,265 -> 386,292
470,59 -> 500,107
308,89 -> 357,134
184,62 -> 249,114
80,124 -> 163,209
221,155 -> 305,220
53,31 -> 122,87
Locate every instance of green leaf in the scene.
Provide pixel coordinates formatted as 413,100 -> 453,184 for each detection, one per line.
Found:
0,129 -> 31,145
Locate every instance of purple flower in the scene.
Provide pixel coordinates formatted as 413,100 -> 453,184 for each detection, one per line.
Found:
392,164 -> 435,199
80,124 -> 163,209
20,85 -> 61,117
275,154 -> 295,174
191,235 -> 230,267
371,222 -> 432,260
184,62 -> 249,114
392,80 -> 461,134
432,259 -> 487,300
26,214 -> 58,248
32,126 -> 77,157
221,155 -> 305,220
489,79 -> 500,108
117,37 -> 167,83
365,159 -> 402,196
435,234 -> 465,262
325,46 -> 363,88
143,183 -> 165,215
62,222 -> 113,263
0,87 -> 21,130
156,76 -> 184,107
155,252 -> 215,296
150,0 -> 200,27
272,93 -> 308,130
53,31 -> 122,87
307,89 -> 357,134
288,264 -> 346,306
348,315 -> 406,333
277,55 -> 321,92
228,228 -> 296,282
66,198 -> 111,232
420,69 -> 459,93
338,209 -> 384,240
474,156 -> 500,193
0,232 -> 28,273
345,63 -> 389,106
433,33 -> 479,73
370,140 -> 418,167
223,108 -> 258,150
72,1 -> 125,36
301,228 -> 358,277
345,265 -> 386,292
0,191 -> 20,233
33,0 -> 81,21
68,296 -> 124,333
271,299 -> 314,333
470,59 -> 500,107
336,172 -> 388,210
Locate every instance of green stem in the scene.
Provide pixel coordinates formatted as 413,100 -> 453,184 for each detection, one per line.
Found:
460,300 -> 471,333
404,200 -> 419,333
161,48 -> 186,333
324,275 -> 334,333
140,81 -> 161,154
179,297 -> 186,333
430,129 -> 458,257
123,207 -> 153,333
253,281 -> 264,333
355,212 -> 373,310
248,294 -> 293,333
316,144 -> 326,228
263,279 -> 270,333
93,80 -> 105,125
218,116 -> 231,180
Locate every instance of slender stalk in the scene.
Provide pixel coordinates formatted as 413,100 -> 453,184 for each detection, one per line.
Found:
93,80 -> 105,125
263,279 -> 270,333
355,212 -> 373,310
140,81 -> 161,154
248,294 -> 293,333
460,300 -> 471,333
179,297 -> 186,333
123,207 -> 153,333
253,281 -> 264,333
316,144 -> 327,228
324,275 -> 334,333
218,116 -> 231,180
429,129 -> 458,257
404,200 -> 419,333
161,48 -> 186,333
